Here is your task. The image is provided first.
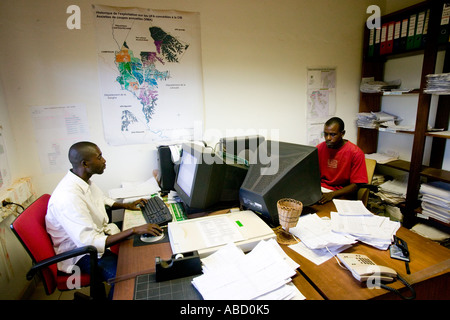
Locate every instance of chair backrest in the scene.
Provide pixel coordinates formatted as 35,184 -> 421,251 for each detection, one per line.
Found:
10,194 -> 58,295
357,158 -> 377,206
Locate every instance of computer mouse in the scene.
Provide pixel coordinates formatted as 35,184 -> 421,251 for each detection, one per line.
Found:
140,232 -> 164,243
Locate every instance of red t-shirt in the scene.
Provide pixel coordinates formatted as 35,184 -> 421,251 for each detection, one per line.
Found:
316,140 -> 368,190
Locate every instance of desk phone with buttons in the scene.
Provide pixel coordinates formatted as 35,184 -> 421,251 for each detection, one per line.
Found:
337,253 -> 397,282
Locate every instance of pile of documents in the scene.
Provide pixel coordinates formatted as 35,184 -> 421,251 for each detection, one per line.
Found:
374,176 -> 408,205
424,73 -> 450,95
365,152 -> 399,164
356,111 -> 402,129
191,239 -> 305,300
360,77 -> 401,93
288,213 -> 356,265
419,181 -> 450,224
330,200 -> 401,250
289,200 -> 400,258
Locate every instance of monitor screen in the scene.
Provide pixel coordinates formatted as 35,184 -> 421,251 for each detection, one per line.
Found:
174,143 -> 248,213
175,151 -> 197,197
239,140 -> 321,226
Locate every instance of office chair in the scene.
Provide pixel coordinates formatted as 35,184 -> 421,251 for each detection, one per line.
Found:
10,194 -> 106,300
357,158 -> 377,206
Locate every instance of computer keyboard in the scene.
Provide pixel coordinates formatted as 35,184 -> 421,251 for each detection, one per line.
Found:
141,196 -> 173,226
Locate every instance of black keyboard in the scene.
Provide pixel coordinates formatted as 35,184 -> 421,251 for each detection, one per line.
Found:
141,197 -> 173,226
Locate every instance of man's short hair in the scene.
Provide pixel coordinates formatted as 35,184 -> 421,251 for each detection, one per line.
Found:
325,117 -> 345,132
68,141 -> 98,167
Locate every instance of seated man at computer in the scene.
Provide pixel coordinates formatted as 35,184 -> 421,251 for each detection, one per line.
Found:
316,117 -> 367,204
46,141 -> 162,293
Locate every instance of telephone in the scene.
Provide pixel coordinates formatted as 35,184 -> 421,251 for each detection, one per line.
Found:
337,253 -> 416,299
337,253 -> 397,282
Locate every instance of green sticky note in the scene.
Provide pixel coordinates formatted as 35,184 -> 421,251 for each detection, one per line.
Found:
235,220 -> 243,227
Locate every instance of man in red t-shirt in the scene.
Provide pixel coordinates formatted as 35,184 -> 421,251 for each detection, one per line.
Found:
316,117 -> 368,204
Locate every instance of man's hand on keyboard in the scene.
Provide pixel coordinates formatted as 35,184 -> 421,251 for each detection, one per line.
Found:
122,198 -> 148,211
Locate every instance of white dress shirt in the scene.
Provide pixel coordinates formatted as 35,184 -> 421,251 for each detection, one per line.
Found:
46,170 -> 120,273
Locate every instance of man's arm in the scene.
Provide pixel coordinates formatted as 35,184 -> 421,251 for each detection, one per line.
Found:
105,223 -> 162,248
318,183 -> 358,204
105,198 -> 162,247
111,198 -> 147,211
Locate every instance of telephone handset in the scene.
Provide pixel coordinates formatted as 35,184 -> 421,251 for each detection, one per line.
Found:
337,253 -> 397,282
337,253 -> 416,300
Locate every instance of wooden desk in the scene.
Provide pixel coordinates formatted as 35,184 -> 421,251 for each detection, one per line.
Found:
113,203 -> 449,300
281,201 -> 450,300
113,212 -> 324,300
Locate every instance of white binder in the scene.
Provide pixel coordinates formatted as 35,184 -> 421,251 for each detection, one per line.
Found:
168,210 -> 276,258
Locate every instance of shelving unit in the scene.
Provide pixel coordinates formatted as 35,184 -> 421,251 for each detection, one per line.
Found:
357,0 -> 450,229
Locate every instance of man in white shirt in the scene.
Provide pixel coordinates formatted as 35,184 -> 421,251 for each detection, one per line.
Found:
46,141 -> 162,293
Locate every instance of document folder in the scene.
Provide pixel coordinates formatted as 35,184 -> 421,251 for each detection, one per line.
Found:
438,3 -> 450,44
380,23 -> 388,55
168,210 -> 276,258
406,13 -> 417,50
393,20 -> 401,53
413,11 -> 426,49
400,18 -> 409,52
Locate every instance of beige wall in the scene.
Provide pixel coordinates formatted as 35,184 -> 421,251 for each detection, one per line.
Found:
0,0 -> 381,196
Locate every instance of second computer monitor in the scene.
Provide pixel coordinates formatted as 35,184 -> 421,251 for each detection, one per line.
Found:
239,141 -> 321,226
174,142 -> 248,213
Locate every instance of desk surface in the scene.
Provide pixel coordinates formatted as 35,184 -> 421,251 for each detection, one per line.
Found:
113,203 -> 450,300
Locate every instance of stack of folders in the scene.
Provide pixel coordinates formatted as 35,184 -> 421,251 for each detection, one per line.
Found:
419,181 -> 450,224
424,73 -> 450,95
367,3 -> 450,58
191,239 -> 305,300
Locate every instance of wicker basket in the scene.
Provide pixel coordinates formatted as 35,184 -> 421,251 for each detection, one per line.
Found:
277,198 -> 303,232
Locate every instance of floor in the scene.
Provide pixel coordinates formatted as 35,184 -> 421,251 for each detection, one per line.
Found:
26,280 -> 92,300
25,279 -> 111,300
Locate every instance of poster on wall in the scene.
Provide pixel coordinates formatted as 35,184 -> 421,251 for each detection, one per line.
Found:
30,104 -> 91,174
92,5 -> 204,146
306,68 -> 336,146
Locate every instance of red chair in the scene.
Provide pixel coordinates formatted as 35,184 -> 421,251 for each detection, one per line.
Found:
10,194 -> 105,300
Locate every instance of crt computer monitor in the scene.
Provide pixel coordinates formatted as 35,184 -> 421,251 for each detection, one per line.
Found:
174,143 -> 247,213
239,140 -> 321,226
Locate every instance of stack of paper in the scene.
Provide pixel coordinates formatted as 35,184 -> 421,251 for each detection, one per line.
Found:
289,212 -> 357,251
374,177 -> 408,205
108,177 -> 160,200
360,77 -> 401,93
288,212 -> 356,265
356,111 -> 402,129
330,199 -> 400,250
424,73 -> 450,94
356,112 -> 378,128
365,152 -> 399,164
420,181 -> 450,224
191,239 -> 305,300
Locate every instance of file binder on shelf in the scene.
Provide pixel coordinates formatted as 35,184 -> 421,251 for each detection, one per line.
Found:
374,27 -> 381,57
368,28 -> 375,58
400,17 -> 409,52
421,9 -> 430,47
406,13 -> 417,50
380,23 -> 388,55
393,20 -> 402,53
386,21 -> 395,54
438,3 -> 450,44
413,10 -> 426,49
